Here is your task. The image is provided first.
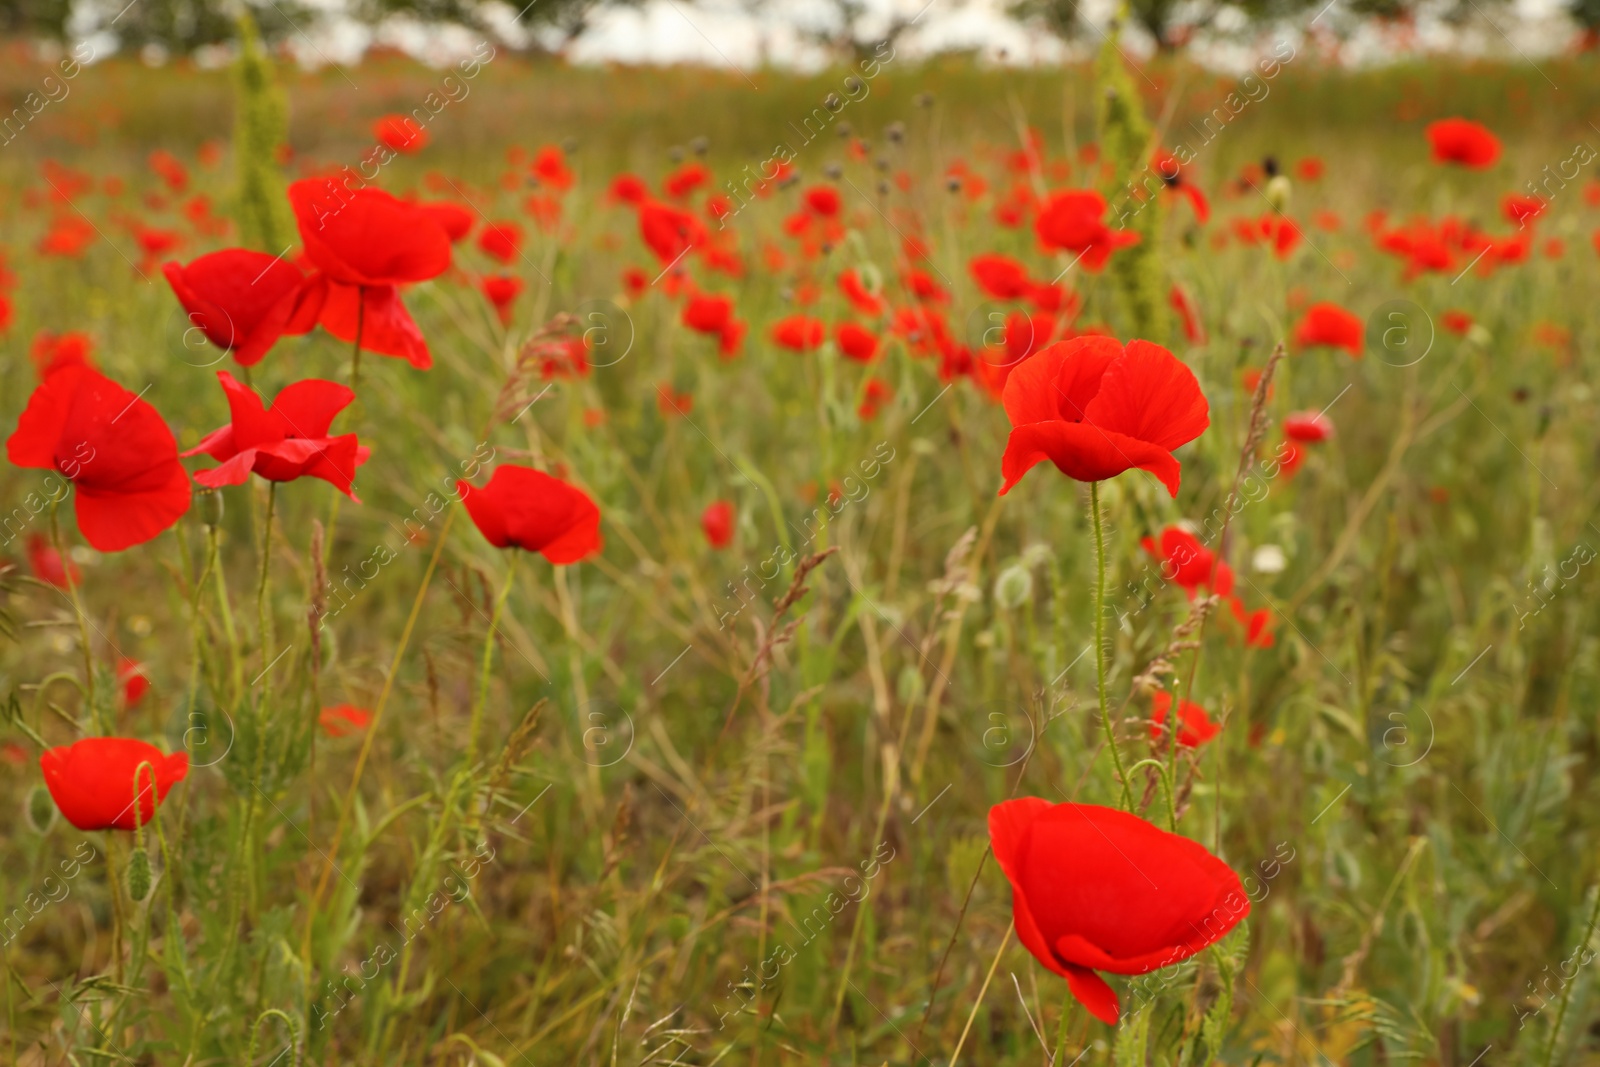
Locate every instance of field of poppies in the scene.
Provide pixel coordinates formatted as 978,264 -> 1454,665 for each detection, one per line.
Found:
1,36 -> 1599,1067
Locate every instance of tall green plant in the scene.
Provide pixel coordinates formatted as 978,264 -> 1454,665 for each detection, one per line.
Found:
232,9 -> 292,253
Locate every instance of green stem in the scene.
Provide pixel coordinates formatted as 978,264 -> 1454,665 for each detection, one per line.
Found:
350,291 -> 364,390
50,503 -> 98,732
466,553 -> 519,769
257,482 -> 277,695
210,521 -> 245,706
1090,481 -> 1132,810
1542,884 -> 1600,1067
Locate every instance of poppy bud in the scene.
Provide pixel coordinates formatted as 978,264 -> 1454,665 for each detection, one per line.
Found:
994,563 -> 1034,609
876,157 -> 890,172
896,664 -> 925,706
946,177 -> 962,193
690,136 -> 708,156
824,93 -> 843,113
877,180 -> 891,196
200,487 -> 225,528
668,146 -> 684,163
824,163 -> 843,180
886,121 -> 905,143
915,92 -> 934,108
844,76 -> 863,94
836,121 -> 853,138
126,846 -> 152,902
26,784 -> 57,834
1265,175 -> 1292,213
1466,323 -> 1491,346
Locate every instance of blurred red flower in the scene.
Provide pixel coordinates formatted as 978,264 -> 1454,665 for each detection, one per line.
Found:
772,315 -> 825,352
701,500 -> 734,549
480,274 -> 523,325
30,330 -> 95,380
970,253 -> 1032,300
320,704 -> 372,737
1140,526 -> 1233,599
477,221 -> 523,264
835,321 -> 879,362
374,114 -> 429,154
1150,691 -> 1220,748
25,533 -> 79,589
1426,117 -> 1501,168
1293,302 -> 1364,357
1034,190 -> 1140,270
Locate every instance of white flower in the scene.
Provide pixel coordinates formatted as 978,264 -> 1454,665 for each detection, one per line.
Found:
1253,545 -> 1287,574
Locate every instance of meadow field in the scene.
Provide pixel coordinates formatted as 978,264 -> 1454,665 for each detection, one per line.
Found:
1,36 -> 1599,1066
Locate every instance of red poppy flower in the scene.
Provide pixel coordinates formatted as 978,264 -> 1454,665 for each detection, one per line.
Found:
858,377 -> 892,420
664,162 -> 710,200
609,173 -> 648,205
1140,526 -> 1233,598
373,114 -> 428,153
718,318 -> 747,359
638,200 -> 705,265
25,532 -> 79,589
30,330 -> 95,379
183,372 -> 369,499
1150,691 -> 1220,748
7,367 -> 191,552
148,149 -> 189,193
803,185 -> 841,217
1426,118 -> 1501,169
457,465 -> 602,563
835,321 -> 880,362
162,249 -> 311,367
1440,309 -> 1473,335
998,337 -> 1209,498
701,500 -> 734,549
989,798 -> 1249,1025
40,737 -> 189,831
287,176 -> 453,369
1229,597 -> 1275,648
1034,190 -> 1140,270
970,253 -> 1032,300
838,268 -> 885,315
683,293 -> 734,335
531,145 -> 574,192
480,274 -> 523,325
1503,194 -> 1546,228
1296,156 -> 1325,181
415,200 -> 474,242
1293,302 -> 1363,357
772,315 -> 825,352
905,268 -> 948,304
1283,411 -> 1333,442
118,658 -> 151,708
477,221 -> 524,264
1169,285 -> 1206,344
320,704 -> 372,737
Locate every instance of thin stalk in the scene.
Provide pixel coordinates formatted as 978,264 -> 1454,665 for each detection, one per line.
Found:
466,553 -> 520,768
949,926 -> 1013,1067
350,291 -> 364,389
1542,884 -> 1600,1067
50,502 -> 98,732
1090,482 -> 1132,809
257,482 -> 277,698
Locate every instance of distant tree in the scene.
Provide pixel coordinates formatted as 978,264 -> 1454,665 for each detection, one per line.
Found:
1010,0 -> 1312,51
743,0 -> 965,62
0,0 -> 71,38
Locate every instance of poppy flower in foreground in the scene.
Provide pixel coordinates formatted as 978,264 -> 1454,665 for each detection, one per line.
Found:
458,464 -> 603,564
1150,691 -> 1220,748
701,500 -> 734,549
183,372 -> 369,499
7,366 -> 191,552
1426,118 -> 1501,169
287,177 -> 453,369
40,737 -> 189,831
989,798 -> 1248,1024
320,704 -> 372,738
415,200 -> 474,242
998,336 -> 1209,498
1292,302 -> 1363,358
162,249 -> 311,366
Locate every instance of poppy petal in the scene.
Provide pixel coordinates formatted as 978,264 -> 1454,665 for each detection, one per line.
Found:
1000,422 -> 1181,496
1083,341 -> 1209,452
1063,965 -> 1120,1025
1001,336 -> 1121,428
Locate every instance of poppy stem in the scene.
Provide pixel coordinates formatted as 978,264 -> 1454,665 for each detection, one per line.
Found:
465,552 -> 519,771
949,924 -> 1012,1067
50,502 -> 98,733
257,482 -> 277,696
350,290 -> 364,389
1090,481 -> 1133,809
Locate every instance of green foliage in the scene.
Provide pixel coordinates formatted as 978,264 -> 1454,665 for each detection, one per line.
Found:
1095,18 -> 1165,339
231,8 -> 292,254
